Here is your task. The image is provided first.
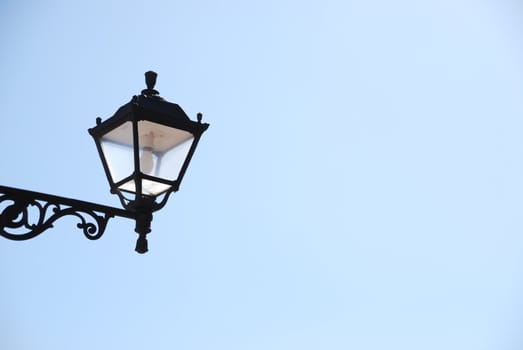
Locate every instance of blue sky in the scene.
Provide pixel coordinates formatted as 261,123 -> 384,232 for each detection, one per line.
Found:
1,0 -> 523,349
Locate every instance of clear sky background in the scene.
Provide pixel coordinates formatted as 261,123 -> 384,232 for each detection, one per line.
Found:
1,0 -> 523,349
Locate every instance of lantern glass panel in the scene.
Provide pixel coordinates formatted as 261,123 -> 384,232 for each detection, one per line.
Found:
137,121 -> 194,181
100,121 -> 134,184
119,179 -> 171,196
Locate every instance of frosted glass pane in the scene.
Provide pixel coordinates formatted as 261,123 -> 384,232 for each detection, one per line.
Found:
137,120 -> 193,152
102,121 -> 133,146
157,138 -> 193,180
119,179 -> 171,196
137,121 -> 194,181
100,138 -> 134,183
100,121 -> 134,183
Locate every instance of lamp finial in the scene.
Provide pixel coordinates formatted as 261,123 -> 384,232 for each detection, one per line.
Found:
145,71 -> 157,89
142,71 -> 160,97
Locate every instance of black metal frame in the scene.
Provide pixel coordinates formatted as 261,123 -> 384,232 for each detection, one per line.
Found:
88,71 -> 209,211
0,185 -> 134,241
0,71 -> 209,254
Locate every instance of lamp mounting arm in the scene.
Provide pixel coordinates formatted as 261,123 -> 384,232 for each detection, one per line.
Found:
0,185 -> 136,243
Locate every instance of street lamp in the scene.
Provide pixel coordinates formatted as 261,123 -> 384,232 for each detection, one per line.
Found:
0,71 -> 209,253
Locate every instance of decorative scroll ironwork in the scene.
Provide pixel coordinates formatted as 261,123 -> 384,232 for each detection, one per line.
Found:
0,196 -> 110,241
0,186 -> 135,242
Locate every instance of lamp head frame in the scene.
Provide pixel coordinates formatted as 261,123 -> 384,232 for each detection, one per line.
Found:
89,71 -> 209,213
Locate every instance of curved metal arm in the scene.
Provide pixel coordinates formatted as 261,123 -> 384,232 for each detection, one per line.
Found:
0,185 -> 136,242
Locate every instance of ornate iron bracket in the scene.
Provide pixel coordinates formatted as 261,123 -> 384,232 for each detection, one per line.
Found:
0,185 -> 136,242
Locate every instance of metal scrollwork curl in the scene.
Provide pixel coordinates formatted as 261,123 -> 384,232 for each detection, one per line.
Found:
0,188 -> 115,242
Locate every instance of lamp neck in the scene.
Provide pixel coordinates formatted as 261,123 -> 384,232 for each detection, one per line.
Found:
127,196 -> 155,254
134,210 -> 152,254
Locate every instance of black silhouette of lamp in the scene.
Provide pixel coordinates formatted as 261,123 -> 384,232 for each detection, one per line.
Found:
0,71 -> 209,253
